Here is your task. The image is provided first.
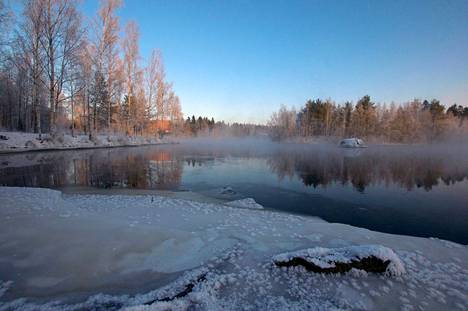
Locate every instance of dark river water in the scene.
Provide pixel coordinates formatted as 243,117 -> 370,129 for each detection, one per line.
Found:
1,139 -> 467,244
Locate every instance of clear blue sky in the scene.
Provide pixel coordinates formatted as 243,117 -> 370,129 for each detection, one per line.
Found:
80,0 -> 468,124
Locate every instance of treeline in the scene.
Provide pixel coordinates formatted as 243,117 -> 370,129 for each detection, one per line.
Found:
0,0 -> 183,137
269,95 -> 468,143
182,115 -> 269,137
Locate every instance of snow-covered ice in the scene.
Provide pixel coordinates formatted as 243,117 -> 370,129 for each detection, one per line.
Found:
0,187 -> 467,310
225,198 -> 264,210
219,186 -> 236,195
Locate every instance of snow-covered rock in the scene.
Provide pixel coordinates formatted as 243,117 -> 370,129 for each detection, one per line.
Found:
339,138 -> 367,148
272,245 -> 406,276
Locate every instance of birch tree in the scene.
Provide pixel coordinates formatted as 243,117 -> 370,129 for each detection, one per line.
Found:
168,92 -> 183,134
41,0 -> 83,133
145,49 -> 161,121
77,42 -> 93,135
91,0 -> 122,130
154,53 -> 166,121
122,21 -> 142,134
18,0 -> 46,133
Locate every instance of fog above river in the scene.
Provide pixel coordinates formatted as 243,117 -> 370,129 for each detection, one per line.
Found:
1,138 -> 468,193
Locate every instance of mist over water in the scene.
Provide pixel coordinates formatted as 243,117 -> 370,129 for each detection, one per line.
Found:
1,138 -> 468,244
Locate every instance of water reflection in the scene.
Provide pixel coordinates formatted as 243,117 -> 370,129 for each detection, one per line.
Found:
268,147 -> 468,192
0,148 -> 184,190
0,144 -> 468,193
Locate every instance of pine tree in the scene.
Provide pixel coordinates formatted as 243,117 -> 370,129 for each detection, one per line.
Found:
90,71 -> 110,131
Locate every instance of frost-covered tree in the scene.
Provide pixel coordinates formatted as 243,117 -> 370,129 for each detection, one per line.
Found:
268,105 -> 297,141
122,21 -> 143,134
41,0 -> 84,132
90,0 -> 123,130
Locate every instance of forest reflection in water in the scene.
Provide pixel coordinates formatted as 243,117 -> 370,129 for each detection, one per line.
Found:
1,142 -> 467,193
0,148 -> 184,190
267,147 -> 468,193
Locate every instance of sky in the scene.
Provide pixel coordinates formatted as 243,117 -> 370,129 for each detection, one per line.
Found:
79,0 -> 468,124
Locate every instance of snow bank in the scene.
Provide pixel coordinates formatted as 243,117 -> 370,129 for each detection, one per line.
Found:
272,245 -> 406,276
226,198 -> 264,210
0,187 -> 467,311
0,131 -> 173,153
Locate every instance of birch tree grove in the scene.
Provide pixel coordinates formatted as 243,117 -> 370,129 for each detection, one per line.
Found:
0,0 -> 184,137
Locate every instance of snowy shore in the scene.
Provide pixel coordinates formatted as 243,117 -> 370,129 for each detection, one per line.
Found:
0,131 -> 174,154
0,187 -> 467,310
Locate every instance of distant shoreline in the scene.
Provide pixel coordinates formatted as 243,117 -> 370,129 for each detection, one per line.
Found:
0,131 -> 178,155
0,141 -> 178,155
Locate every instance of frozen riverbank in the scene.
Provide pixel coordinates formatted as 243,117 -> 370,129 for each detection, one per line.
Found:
0,187 -> 467,310
0,131 -> 175,154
